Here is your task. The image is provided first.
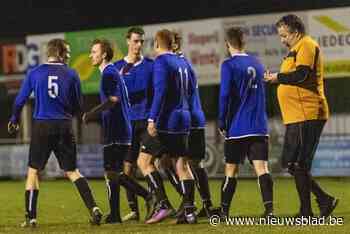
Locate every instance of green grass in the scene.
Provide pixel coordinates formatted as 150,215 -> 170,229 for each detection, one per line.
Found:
0,178 -> 348,233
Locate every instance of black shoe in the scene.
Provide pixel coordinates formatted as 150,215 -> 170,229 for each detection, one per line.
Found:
21,215 -> 37,228
175,213 -> 187,224
176,202 -> 197,218
317,197 -> 339,218
90,207 -> 103,225
261,210 -> 275,218
175,212 -> 197,224
210,207 -> 222,217
145,196 -> 157,221
207,206 -> 227,220
185,212 -> 197,224
105,213 -> 122,224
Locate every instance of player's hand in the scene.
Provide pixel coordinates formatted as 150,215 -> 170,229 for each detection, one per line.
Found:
219,128 -> 226,137
264,70 -> 278,83
82,112 -> 90,124
7,121 -> 19,134
147,121 -> 157,137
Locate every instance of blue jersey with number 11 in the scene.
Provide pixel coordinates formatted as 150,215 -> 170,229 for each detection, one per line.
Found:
149,53 -> 195,133
179,54 -> 206,129
218,53 -> 268,139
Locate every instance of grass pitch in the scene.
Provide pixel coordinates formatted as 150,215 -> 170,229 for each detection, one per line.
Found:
0,178 -> 348,234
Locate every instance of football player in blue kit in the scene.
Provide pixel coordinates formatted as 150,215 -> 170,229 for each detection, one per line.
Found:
8,39 -> 103,227
167,32 -> 215,219
83,39 -> 155,224
114,27 -> 155,221
218,27 -> 274,218
137,29 -> 197,224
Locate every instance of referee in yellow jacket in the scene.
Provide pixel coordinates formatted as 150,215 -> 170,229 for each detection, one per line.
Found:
264,14 -> 338,218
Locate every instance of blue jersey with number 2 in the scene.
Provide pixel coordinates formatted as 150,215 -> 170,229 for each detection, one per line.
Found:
218,53 -> 268,139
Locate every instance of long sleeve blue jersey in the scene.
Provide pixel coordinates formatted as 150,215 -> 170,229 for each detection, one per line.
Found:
218,53 -> 268,139
114,57 -> 153,121
149,53 -> 195,134
179,54 -> 206,129
100,64 -> 132,145
10,62 -> 82,123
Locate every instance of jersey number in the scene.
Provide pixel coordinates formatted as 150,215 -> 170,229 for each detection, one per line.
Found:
247,66 -> 257,89
178,67 -> 189,93
48,76 -> 59,98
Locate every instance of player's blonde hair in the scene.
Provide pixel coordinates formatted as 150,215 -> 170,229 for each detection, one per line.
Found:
155,29 -> 173,50
46,39 -> 69,61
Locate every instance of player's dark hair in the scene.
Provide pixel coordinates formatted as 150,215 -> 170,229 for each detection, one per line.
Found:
225,27 -> 245,50
126,27 -> 145,39
155,29 -> 173,50
47,39 -> 69,60
171,31 -> 182,53
91,38 -> 114,62
276,14 -> 305,35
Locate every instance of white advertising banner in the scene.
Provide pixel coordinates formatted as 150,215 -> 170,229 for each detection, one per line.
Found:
308,7 -> 350,78
143,18 -> 225,85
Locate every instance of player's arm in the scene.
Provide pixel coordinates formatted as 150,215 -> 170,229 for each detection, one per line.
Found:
8,72 -> 33,133
71,71 -> 84,116
83,73 -> 120,123
148,59 -> 167,123
218,62 -> 232,136
82,97 -> 118,122
148,59 -> 168,136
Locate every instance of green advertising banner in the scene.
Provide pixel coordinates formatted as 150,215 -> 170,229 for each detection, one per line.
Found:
65,27 -> 129,94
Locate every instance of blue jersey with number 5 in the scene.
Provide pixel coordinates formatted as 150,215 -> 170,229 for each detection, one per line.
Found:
10,62 -> 82,123
218,53 -> 268,139
149,53 -> 195,133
